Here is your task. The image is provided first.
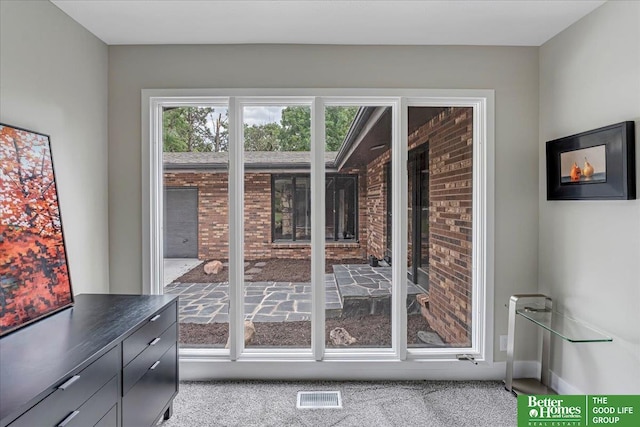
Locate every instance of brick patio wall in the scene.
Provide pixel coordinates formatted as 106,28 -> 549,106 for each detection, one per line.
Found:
164,171 -> 368,262
416,107 -> 473,346
366,151 -> 390,261
364,107 -> 473,345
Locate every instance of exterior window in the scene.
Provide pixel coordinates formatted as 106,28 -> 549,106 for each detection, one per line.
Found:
272,174 -> 357,241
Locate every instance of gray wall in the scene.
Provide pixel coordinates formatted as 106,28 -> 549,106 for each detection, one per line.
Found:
108,44 -> 540,362
539,0 -> 640,393
0,0 -> 109,295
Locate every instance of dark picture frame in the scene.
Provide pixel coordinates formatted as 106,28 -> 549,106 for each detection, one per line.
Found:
0,123 -> 74,336
546,121 -> 636,200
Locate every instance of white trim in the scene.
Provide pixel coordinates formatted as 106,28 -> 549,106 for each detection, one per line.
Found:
311,97 -> 326,361
142,88 -> 495,375
179,359 -> 530,381
392,97 -> 408,360
229,97 -> 243,360
550,369 -> 584,395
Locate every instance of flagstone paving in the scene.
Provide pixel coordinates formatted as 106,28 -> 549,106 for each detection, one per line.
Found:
164,264 -> 427,323
165,274 -> 342,324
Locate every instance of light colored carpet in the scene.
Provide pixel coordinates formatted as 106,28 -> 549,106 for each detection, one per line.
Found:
159,380 -> 517,427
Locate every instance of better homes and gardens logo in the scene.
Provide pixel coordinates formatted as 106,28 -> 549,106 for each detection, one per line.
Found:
522,395 -> 583,426
518,395 -> 639,427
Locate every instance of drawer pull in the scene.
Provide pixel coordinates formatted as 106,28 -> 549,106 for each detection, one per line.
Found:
150,314 -> 161,322
58,410 -> 80,427
58,375 -> 81,390
150,360 -> 161,370
149,337 -> 161,346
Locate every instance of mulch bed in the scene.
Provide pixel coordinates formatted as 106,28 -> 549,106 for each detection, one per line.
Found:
173,257 -> 367,283
179,314 -> 438,348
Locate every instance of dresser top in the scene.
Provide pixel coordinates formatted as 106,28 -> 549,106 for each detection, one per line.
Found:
0,293 -> 178,423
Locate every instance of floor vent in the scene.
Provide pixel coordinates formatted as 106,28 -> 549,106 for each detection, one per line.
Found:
297,391 -> 342,409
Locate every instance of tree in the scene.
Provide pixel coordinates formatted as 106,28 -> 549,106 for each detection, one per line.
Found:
279,106 -> 311,151
210,110 -> 229,152
325,106 -> 358,151
163,105 -> 357,153
243,106 -> 357,152
244,122 -> 282,151
163,107 -> 229,152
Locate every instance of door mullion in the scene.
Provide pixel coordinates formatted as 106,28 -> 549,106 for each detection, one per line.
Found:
311,97 -> 326,361
228,97 -> 244,360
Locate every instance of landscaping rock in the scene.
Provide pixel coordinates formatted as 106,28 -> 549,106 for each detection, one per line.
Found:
416,293 -> 429,308
329,327 -> 357,346
225,320 -> 256,348
416,293 -> 430,319
417,330 -> 445,347
204,260 -> 223,275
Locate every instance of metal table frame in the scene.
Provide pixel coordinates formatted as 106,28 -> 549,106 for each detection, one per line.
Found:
504,294 -> 554,395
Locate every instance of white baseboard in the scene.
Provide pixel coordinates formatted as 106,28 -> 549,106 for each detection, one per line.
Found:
179,358 -> 541,382
550,369 -> 584,395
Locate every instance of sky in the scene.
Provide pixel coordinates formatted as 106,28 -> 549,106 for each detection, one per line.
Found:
243,106 -> 286,126
204,106 -> 286,128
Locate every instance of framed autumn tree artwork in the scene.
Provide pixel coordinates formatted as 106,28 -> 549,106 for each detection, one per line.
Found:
0,123 -> 73,336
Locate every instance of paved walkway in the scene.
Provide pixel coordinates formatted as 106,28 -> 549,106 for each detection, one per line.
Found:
165,264 -> 427,323
163,258 -> 203,286
334,265 -> 426,316
165,276 -> 341,324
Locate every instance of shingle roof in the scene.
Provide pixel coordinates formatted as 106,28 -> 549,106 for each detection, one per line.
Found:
163,151 -> 338,170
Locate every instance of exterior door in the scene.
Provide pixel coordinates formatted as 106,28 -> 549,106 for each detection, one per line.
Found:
164,188 -> 198,258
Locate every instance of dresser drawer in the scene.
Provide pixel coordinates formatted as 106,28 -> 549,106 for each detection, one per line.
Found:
122,322 -> 177,396
56,376 -> 117,427
123,302 -> 177,366
9,346 -> 119,427
122,345 -> 177,427
94,404 -> 117,427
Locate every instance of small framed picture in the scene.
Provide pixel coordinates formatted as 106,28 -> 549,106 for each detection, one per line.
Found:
546,121 -> 635,200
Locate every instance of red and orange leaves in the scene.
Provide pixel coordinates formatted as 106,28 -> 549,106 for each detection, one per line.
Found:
1,126 -> 72,333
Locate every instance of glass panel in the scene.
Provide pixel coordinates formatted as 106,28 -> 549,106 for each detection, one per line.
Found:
325,177 -> 335,240
273,177 -> 293,241
162,106 -> 230,349
294,176 -> 311,240
408,106 -> 474,349
243,105 -> 311,349
385,164 -> 392,259
419,155 -> 429,271
325,105 -> 392,349
336,176 -> 357,240
517,309 -> 613,343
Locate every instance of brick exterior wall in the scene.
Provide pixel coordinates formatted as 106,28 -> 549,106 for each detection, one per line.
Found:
363,107 -> 473,345
366,151 -> 390,260
414,107 -> 473,346
164,171 -> 367,262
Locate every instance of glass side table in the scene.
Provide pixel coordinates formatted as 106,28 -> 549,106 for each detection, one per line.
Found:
504,294 -> 613,396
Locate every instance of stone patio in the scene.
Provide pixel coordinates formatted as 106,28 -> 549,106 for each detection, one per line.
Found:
165,264 -> 427,323
333,265 -> 426,317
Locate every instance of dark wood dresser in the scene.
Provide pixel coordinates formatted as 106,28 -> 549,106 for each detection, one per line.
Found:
0,294 -> 179,427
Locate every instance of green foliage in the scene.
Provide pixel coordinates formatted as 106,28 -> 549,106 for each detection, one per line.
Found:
244,106 -> 357,152
280,106 -> 311,151
163,105 -> 358,153
244,122 -> 282,151
325,106 -> 358,151
163,107 -> 228,152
